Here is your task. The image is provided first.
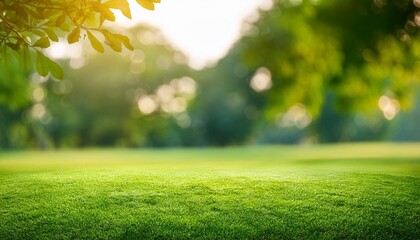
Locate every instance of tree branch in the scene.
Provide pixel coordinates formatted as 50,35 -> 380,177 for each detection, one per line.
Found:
0,14 -> 30,46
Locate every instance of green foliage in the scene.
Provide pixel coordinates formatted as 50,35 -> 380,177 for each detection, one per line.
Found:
240,0 -> 420,118
0,62 -> 31,110
188,51 -> 265,146
2,1 -> 420,148
0,145 -> 419,239
41,26 -> 191,148
0,0 -> 160,79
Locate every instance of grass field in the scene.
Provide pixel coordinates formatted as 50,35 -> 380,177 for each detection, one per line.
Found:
0,143 -> 419,239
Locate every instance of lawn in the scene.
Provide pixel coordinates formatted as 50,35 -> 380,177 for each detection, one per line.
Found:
0,143 -> 419,239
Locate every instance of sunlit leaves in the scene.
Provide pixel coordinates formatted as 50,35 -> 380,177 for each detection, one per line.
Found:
136,0 -> 160,10
94,3 -> 116,22
116,34 -> 134,51
101,29 -> 122,52
104,0 -> 132,19
87,31 -> 104,53
47,57 -> 64,80
55,13 -> 67,27
43,29 -> 59,42
0,0 -> 161,81
33,37 -> 50,48
67,28 -> 81,44
35,51 -> 64,79
35,52 -> 49,77
31,30 -> 46,38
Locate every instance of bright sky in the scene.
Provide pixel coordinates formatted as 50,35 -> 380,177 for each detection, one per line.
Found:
115,0 -> 273,69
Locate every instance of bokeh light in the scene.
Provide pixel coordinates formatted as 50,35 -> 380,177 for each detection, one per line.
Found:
161,97 -> 187,114
171,77 -> 197,99
137,95 -> 158,115
378,95 -> 400,120
250,67 -> 272,92
32,87 -> 45,103
156,84 -> 176,103
277,104 -> 312,129
31,103 -> 46,119
137,77 -> 197,116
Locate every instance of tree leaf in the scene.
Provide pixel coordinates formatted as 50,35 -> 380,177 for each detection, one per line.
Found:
87,31 -> 104,53
6,42 -> 21,51
99,15 -> 106,27
55,13 -> 67,27
101,30 -> 122,52
43,28 -> 59,42
25,7 -> 44,19
46,57 -> 64,80
18,47 -> 32,70
35,51 -> 49,77
33,37 -> 50,48
94,4 -> 116,22
31,29 -> 46,37
136,0 -> 155,10
119,0 -> 132,19
85,12 -> 99,27
115,34 -> 134,51
67,27 -> 80,44
104,0 -> 131,19
60,23 -> 70,32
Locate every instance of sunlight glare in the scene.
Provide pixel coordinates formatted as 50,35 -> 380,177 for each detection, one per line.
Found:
46,41 -> 83,60
115,0 -> 273,69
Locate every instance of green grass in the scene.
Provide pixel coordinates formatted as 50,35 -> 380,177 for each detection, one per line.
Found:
0,143 -> 419,239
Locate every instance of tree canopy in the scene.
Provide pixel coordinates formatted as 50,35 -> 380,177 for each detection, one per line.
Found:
0,0 -> 160,79
240,0 -> 420,118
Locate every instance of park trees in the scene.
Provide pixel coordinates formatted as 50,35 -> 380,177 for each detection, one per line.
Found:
1,0 -> 420,148
0,0 -> 160,79
0,24 -> 195,148
240,0 -> 420,119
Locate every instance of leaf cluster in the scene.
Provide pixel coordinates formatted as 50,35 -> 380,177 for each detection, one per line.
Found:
0,0 -> 160,79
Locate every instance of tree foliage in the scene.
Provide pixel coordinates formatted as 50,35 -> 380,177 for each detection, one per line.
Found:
0,0 -> 160,79
240,0 -> 420,118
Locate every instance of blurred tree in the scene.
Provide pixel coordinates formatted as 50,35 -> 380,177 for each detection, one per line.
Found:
0,61 -> 32,110
42,25 -> 193,148
188,47 -> 266,146
0,0 -> 160,79
2,0 -> 420,149
312,92 -> 390,142
390,86 -> 420,141
240,0 -> 420,119
0,61 -> 33,149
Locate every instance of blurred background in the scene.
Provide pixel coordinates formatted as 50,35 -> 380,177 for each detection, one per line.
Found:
1,0 -> 420,149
